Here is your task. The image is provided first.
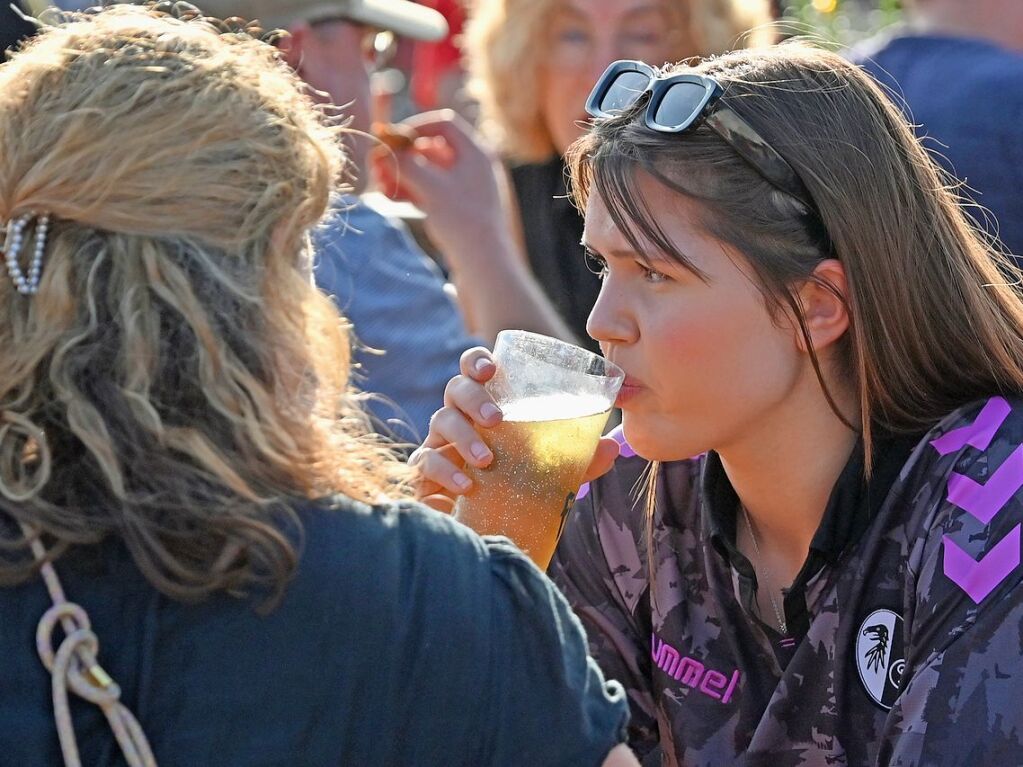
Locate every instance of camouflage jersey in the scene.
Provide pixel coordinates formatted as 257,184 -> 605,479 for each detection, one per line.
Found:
549,396 -> 1023,766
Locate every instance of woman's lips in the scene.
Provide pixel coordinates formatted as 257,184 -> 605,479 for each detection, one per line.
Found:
615,376 -> 644,408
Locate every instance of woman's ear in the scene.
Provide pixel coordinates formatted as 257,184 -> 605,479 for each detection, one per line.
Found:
794,258 -> 850,353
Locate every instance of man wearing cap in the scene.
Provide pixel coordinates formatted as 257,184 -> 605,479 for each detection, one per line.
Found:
197,0 -> 573,443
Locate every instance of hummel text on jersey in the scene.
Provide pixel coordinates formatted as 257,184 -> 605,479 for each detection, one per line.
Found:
651,634 -> 741,704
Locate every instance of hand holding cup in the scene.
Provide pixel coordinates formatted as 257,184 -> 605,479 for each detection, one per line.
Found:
412,333 -> 623,568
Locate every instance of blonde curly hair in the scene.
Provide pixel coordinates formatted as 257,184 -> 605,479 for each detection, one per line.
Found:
465,0 -> 776,163
0,3 -> 409,607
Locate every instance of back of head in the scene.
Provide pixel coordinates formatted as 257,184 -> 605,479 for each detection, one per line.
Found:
0,3 -> 406,605
568,41 -> 1023,448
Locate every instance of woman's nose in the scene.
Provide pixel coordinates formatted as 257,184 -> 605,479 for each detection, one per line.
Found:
584,35 -> 625,85
586,279 -> 637,346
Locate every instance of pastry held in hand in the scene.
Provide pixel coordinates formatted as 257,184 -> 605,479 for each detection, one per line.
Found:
372,121 -> 418,151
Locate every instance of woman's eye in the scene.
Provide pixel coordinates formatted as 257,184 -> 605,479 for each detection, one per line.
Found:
554,26 -> 589,46
584,250 -> 608,279
623,30 -> 663,47
641,264 -> 669,283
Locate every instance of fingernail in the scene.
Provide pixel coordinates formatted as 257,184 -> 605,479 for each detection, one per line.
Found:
453,472 -> 471,490
480,403 -> 501,421
471,441 -> 491,461
474,358 -> 494,374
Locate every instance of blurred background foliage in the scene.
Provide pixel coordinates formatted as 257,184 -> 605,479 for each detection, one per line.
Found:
776,0 -> 904,45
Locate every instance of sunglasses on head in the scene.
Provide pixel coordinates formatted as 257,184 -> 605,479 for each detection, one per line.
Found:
585,60 -> 830,248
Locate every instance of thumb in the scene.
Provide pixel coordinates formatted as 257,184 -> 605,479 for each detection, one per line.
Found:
370,145 -> 445,203
370,148 -> 412,201
581,436 -> 621,483
403,109 -> 473,144
403,110 -> 496,163
386,146 -> 453,201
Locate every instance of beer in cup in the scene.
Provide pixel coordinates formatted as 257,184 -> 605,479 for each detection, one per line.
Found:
454,331 -> 624,569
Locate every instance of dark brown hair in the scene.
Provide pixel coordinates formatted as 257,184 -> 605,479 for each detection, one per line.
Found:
567,41 -> 1023,455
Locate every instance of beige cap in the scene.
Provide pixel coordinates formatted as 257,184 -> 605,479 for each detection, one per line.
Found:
193,0 -> 448,41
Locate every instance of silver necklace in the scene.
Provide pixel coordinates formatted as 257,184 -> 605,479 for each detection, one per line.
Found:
741,506 -> 789,636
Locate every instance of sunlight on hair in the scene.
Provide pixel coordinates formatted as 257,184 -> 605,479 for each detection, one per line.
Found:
0,4 -> 411,607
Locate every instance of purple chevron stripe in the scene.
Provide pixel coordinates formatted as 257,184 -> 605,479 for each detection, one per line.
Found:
607,425 -> 637,458
931,397 -> 1011,456
943,525 -> 1021,603
946,443 -> 1023,524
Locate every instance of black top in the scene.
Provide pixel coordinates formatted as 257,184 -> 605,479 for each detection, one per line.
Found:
551,400 -> 1023,765
2,497 -> 628,766
0,2 -> 36,53
509,156 -> 601,350
701,433 -> 920,655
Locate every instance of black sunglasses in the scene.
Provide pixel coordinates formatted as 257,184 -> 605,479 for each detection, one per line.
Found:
585,60 -> 830,247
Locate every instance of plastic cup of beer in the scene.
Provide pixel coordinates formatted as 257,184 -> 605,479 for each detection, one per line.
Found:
454,330 -> 624,569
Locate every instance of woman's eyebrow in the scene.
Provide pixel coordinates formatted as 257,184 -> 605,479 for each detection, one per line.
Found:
553,4 -> 586,20
621,4 -> 669,22
581,242 -> 641,261
587,244 -> 675,270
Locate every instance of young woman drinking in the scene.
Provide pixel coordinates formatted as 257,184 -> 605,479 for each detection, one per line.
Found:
412,42 -> 1023,765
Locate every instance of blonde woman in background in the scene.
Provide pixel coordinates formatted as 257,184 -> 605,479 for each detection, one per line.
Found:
0,5 -> 635,765
463,0 -> 775,347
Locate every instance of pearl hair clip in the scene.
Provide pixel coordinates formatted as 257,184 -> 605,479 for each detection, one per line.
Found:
3,213 -> 50,295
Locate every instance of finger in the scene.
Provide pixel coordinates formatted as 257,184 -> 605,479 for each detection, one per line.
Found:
443,375 -> 501,429
378,148 -> 446,201
420,494 -> 456,515
410,443 -> 461,498
370,152 -> 414,201
401,109 -> 472,143
401,111 -> 496,165
410,135 -> 456,168
428,404 -> 494,467
370,142 -> 442,202
418,401 -> 469,449
411,440 -> 475,495
581,437 -> 621,483
458,346 -> 497,382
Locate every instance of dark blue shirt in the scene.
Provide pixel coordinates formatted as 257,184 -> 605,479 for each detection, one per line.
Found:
854,33 -> 1023,261
1,498 -> 628,765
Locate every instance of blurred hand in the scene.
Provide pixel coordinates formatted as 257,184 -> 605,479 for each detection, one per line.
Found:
369,110 -> 513,263
410,347 -> 621,513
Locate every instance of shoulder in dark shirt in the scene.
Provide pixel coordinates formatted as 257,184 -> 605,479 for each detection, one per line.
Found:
1,496 -> 627,766
509,157 -> 602,350
854,33 -> 1023,259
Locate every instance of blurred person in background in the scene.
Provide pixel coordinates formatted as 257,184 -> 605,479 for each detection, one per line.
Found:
461,0 -> 776,348
410,0 -> 472,117
0,5 -> 635,765
854,0 -> 1023,262
196,0 -> 573,443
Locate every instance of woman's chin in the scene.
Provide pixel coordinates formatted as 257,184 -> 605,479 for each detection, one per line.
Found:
621,417 -> 702,463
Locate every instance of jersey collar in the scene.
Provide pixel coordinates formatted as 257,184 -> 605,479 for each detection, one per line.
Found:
700,429 -> 921,639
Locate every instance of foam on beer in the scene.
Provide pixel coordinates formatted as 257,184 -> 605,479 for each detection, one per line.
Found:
499,392 -> 611,422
